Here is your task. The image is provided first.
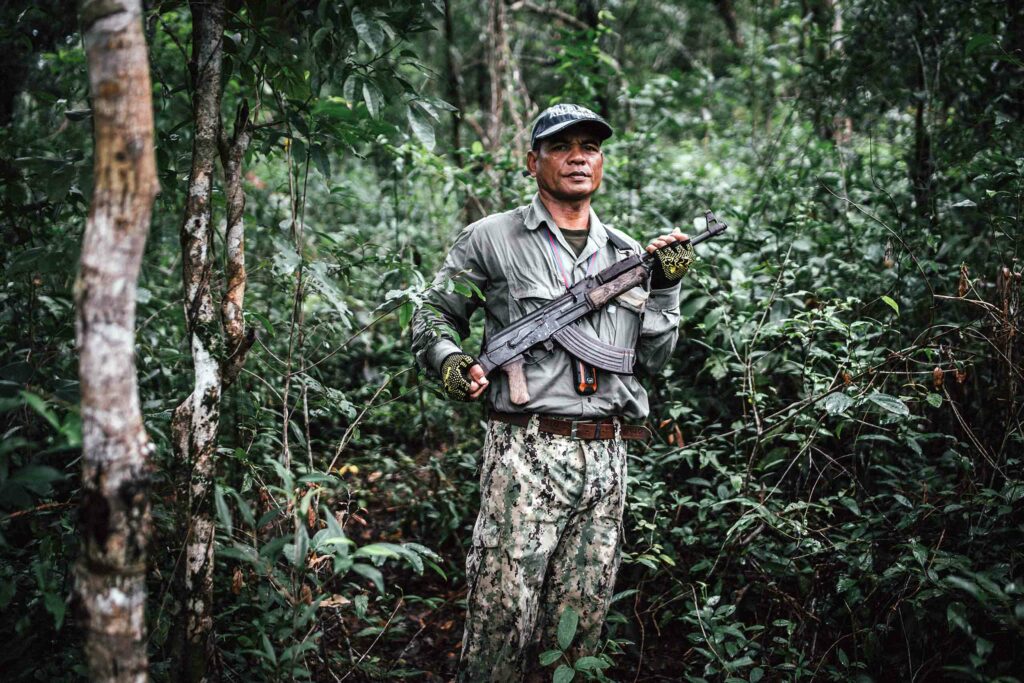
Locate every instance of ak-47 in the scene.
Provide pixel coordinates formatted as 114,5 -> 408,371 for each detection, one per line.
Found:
477,211 -> 728,405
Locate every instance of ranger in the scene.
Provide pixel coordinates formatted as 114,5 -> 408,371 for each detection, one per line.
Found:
412,103 -> 694,682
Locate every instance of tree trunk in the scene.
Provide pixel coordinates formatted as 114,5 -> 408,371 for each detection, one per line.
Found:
74,1 -> 158,681
483,0 -> 508,151
909,47 -> 933,225
714,0 -> 745,49
219,100 -> 254,389
171,1 -> 225,680
443,0 -> 463,164
576,0 -> 610,118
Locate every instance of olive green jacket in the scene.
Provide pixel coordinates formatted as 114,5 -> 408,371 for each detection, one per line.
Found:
411,194 -> 681,419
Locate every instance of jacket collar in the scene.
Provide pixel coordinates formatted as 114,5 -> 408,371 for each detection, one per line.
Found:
525,193 -> 609,257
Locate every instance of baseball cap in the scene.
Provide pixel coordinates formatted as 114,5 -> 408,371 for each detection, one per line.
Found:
530,103 -> 613,149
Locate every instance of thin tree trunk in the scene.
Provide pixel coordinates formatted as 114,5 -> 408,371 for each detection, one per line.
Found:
75,0 -> 158,680
484,0 -> 507,151
909,48 -> 933,225
443,0 -> 463,165
171,1 -> 225,680
219,100 -> 255,389
576,0 -> 610,118
714,0 -> 744,49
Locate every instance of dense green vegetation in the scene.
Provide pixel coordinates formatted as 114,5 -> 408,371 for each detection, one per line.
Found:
1,0 -> 1022,680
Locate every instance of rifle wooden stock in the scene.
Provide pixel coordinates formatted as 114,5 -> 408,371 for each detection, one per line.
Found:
503,357 -> 530,405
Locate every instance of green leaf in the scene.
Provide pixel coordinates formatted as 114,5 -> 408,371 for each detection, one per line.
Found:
926,393 -> 943,408
322,505 -> 350,557
312,26 -> 331,49
749,667 -> 764,683
261,633 -> 277,664
43,591 -> 66,630
362,81 -> 383,120
553,664 -> 575,683
407,104 -> 436,151
539,649 -> 562,666
249,311 -> 275,337
398,301 -> 414,329
350,563 -> 385,593
21,391 -> 60,430
291,525 -> 309,568
556,606 -> 579,651
351,7 -> 384,54
866,392 -> 910,417
822,391 -> 853,416
880,295 -> 899,316
353,593 -> 368,619
311,144 -> 331,178
214,485 -> 233,537
353,543 -> 402,559
10,465 -> 64,487
965,33 -> 996,56
893,493 -> 913,508
574,656 -> 609,671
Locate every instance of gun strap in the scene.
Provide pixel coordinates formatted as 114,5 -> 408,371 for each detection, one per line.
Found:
605,226 -> 634,252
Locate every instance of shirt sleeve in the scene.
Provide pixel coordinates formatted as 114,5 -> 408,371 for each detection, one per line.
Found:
411,224 -> 489,375
635,281 -> 681,374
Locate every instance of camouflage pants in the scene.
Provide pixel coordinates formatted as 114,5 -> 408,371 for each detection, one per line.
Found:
458,417 -> 627,682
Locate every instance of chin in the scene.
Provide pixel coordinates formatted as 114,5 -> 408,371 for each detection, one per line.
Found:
552,186 -> 597,201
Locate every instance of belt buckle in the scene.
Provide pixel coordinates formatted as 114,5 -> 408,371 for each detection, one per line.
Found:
569,420 -> 584,440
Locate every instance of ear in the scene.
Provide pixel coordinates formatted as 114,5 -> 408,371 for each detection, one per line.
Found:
526,149 -> 538,176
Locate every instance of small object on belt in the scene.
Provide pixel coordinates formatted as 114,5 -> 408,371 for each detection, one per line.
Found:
490,412 -> 651,441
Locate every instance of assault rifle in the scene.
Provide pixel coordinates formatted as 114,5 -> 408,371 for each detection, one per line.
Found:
476,211 -> 728,405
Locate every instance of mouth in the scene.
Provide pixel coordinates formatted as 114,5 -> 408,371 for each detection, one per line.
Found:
564,171 -> 590,179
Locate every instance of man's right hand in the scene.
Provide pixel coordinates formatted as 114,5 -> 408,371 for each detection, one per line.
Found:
440,353 -> 489,401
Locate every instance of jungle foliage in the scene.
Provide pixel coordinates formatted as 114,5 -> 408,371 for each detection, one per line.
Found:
1,0 -> 1022,681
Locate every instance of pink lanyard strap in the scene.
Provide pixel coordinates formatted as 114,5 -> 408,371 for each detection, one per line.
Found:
545,226 -> 598,290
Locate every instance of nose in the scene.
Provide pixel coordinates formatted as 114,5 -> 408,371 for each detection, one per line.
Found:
567,144 -> 586,164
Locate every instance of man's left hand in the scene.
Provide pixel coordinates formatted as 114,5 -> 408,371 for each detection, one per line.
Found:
645,227 -> 690,254
647,228 -> 695,289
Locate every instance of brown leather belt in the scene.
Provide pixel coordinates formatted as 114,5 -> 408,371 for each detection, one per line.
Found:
490,411 -> 651,441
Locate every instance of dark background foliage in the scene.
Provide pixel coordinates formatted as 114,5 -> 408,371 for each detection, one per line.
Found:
1,0 -> 1021,680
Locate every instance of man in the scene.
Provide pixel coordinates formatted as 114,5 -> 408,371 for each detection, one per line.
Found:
411,103 -> 694,681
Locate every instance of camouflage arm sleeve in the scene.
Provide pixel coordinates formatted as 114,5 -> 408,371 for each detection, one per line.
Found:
411,225 -> 489,376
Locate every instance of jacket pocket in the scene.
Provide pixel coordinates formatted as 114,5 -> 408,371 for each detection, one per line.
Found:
507,278 -> 564,365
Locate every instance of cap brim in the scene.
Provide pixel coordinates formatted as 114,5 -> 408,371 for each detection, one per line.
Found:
534,118 -> 614,144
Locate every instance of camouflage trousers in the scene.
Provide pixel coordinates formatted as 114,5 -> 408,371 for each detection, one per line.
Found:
458,416 -> 627,682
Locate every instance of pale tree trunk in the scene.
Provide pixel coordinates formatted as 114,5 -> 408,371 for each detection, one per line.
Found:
171,0 -> 225,680
74,0 -> 158,681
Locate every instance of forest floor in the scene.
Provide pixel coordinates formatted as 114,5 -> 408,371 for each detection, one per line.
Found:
318,485 -> 692,682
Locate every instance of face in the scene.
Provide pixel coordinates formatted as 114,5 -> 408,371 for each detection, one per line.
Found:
527,124 -> 604,202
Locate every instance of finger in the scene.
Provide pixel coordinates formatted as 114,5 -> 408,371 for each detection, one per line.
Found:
469,383 -> 487,399
468,364 -> 487,381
